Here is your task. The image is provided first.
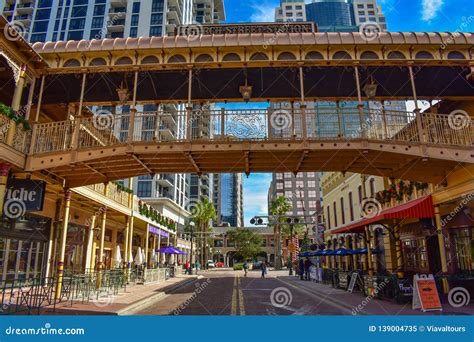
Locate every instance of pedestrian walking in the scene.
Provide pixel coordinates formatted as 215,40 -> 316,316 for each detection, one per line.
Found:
243,261 -> 249,277
194,260 -> 200,274
261,262 -> 267,279
299,258 -> 305,280
185,260 -> 190,275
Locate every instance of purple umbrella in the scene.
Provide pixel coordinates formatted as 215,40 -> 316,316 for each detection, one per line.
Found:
156,246 -> 187,255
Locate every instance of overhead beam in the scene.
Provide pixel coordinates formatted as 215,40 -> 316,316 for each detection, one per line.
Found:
185,152 -> 201,175
129,153 -> 154,175
294,150 -> 308,174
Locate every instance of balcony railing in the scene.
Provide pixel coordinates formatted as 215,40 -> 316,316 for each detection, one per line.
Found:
0,115 -> 31,155
29,109 -> 473,155
86,182 -> 129,207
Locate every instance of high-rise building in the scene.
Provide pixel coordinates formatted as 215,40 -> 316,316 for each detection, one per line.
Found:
212,173 -> 243,227
306,0 -> 358,32
0,0 -> 224,43
275,0 -> 306,22
352,0 -> 387,30
0,0 -> 225,231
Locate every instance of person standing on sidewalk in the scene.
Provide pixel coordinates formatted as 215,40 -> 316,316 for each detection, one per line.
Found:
195,260 -> 200,274
304,258 -> 312,280
261,262 -> 267,279
243,261 -> 249,277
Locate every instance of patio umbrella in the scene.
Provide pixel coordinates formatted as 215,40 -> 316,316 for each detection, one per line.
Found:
114,245 -> 122,268
157,246 -> 187,255
334,248 -> 354,256
150,249 -> 157,263
134,247 -> 144,266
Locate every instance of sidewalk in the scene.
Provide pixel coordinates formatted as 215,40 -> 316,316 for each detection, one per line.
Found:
40,275 -> 199,316
276,274 -> 474,316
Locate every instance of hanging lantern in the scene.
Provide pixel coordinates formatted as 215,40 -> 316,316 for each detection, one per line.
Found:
362,76 -> 378,98
116,77 -> 130,103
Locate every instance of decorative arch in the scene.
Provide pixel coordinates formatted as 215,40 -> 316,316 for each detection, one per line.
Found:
141,55 -> 160,64
305,51 -> 324,60
222,53 -> 241,62
277,52 -> 297,60
447,51 -> 465,60
249,52 -> 269,61
89,57 -> 107,66
115,56 -> 133,65
168,54 -> 186,63
63,58 -> 81,67
415,51 -> 434,59
195,53 -> 214,62
360,51 -> 379,60
387,51 -> 406,59
332,51 -> 352,60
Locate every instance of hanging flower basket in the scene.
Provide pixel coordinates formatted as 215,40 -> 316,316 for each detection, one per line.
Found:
0,102 -> 30,130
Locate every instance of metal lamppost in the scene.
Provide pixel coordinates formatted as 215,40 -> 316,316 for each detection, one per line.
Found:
189,221 -> 195,275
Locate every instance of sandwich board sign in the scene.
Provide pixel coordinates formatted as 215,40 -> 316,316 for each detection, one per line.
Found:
347,272 -> 359,293
412,274 -> 442,312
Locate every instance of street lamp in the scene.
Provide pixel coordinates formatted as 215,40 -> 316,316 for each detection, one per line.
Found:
189,221 -> 195,275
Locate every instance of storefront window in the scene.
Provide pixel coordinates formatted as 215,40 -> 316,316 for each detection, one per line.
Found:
452,228 -> 474,272
402,238 -> 428,272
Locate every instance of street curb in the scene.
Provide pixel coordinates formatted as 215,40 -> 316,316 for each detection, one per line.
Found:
117,276 -> 201,315
275,277 -> 358,315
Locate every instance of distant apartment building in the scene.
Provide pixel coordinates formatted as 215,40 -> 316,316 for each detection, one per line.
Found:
0,0 -> 224,43
212,173 -> 244,227
275,0 -> 306,22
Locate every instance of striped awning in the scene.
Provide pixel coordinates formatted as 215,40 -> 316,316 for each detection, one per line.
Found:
333,195 -> 435,234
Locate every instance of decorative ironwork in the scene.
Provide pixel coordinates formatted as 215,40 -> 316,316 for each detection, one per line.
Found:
226,112 -> 267,139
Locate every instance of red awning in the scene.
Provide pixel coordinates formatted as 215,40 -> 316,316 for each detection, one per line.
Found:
333,195 -> 434,234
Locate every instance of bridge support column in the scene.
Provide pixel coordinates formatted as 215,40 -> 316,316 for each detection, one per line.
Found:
0,164 -> 10,218
434,206 -> 448,273
55,189 -> 72,300
6,66 -> 26,145
84,214 -> 96,273
96,206 -> 107,287
365,226 -> 374,277
186,106 -> 192,140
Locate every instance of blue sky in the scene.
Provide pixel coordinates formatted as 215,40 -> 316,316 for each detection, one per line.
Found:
220,0 -> 474,225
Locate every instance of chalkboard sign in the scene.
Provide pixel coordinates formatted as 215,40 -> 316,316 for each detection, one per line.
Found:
338,271 -> 349,289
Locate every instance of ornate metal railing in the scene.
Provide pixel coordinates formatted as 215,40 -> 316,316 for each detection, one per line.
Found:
0,270 -> 128,315
28,108 -> 473,155
0,115 -> 32,154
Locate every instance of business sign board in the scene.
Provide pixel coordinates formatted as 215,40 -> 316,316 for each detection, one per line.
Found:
412,274 -> 442,312
148,224 -> 170,238
3,179 -> 46,219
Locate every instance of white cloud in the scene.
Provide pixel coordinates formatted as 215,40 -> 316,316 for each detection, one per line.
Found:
421,0 -> 444,21
249,1 -> 277,23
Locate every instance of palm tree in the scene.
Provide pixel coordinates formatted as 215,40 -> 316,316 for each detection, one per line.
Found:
190,198 -> 217,268
269,196 -> 292,269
